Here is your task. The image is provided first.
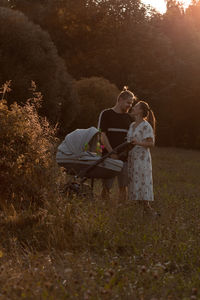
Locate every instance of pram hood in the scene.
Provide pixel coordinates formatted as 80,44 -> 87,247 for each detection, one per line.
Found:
58,127 -> 99,156
56,127 -> 124,178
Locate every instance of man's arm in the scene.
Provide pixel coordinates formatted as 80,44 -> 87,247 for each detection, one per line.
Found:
101,132 -> 118,159
98,109 -> 118,159
101,132 -> 113,152
98,110 -> 112,152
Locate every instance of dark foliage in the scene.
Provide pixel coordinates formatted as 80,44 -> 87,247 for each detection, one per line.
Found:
1,0 -> 200,147
70,77 -> 119,131
0,6 -> 79,132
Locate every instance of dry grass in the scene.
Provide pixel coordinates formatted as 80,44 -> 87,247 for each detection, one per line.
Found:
1,147 -> 200,299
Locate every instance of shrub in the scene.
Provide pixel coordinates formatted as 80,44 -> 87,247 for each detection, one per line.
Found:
71,77 -> 119,130
0,82 -> 63,210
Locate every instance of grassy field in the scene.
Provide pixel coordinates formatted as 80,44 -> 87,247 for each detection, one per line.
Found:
1,147 -> 200,299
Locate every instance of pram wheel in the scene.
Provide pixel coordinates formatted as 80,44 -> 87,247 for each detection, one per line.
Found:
63,180 -> 93,199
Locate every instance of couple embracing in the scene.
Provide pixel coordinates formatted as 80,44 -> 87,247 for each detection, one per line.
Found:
98,87 -> 156,213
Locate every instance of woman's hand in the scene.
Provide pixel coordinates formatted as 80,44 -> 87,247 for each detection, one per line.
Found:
131,137 -> 154,148
131,139 -> 140,145
131,138 -> 154,148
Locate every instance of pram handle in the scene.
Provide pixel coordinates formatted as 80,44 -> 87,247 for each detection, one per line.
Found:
79,141 -> 134,179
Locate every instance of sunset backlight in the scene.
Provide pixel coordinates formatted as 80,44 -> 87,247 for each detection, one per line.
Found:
142,0 -> 192,14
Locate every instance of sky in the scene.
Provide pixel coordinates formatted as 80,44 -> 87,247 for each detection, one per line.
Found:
142,0 -> 192,14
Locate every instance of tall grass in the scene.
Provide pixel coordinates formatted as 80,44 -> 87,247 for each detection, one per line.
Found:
1,141 -> 200,299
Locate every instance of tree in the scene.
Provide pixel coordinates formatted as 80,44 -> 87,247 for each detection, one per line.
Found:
4,0 -> 200,148
149,0 -> 200,147
0,6 -> 79,131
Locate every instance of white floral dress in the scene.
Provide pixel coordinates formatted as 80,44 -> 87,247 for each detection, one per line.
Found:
127,120 -> 154,201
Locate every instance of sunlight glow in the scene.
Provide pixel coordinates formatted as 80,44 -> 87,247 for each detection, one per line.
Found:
142,0 -> 192,14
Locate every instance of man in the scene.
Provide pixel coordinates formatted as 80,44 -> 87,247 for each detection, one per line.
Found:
98,87 -> 135,200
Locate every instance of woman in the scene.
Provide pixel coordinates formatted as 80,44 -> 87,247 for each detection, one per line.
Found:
127,101 -> 156,213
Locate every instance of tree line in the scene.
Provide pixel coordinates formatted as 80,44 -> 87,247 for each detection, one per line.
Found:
0,0 -> 200,148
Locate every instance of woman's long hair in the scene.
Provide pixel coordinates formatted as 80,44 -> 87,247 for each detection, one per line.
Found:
139,101 -> 156,133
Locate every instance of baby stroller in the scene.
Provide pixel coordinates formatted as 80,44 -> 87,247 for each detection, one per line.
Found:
56,127 -> 132,197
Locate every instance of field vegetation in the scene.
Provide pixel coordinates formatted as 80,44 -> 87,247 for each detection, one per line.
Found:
0,92 -> 200,299
1,1 -> 200,298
